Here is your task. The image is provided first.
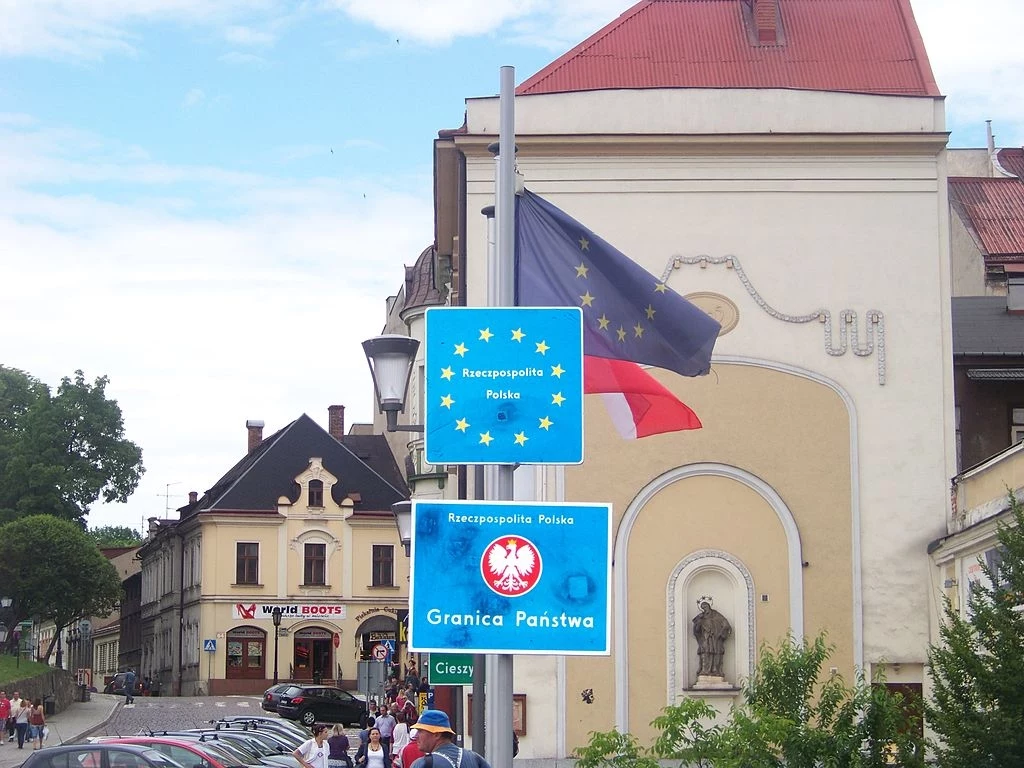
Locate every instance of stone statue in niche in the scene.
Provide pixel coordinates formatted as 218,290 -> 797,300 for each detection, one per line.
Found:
692,597 -> 732,687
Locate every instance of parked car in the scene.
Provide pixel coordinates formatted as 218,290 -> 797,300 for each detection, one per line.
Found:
94,738 -> 248,768
276,685 -> 366,727
22,743 -> 188,768
217,717 -> 309,741
261,684 -> 293,713
103,673 -> 143,695
208,720 -> 305,748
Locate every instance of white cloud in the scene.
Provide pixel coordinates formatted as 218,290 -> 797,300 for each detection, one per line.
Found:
0,115 -> 432,530
218,50 -> 268,67
182,87 -> 205,107
224,24 -> 275,46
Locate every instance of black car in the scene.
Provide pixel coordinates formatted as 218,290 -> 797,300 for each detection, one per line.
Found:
276,685 -> 365,727
260,684 -> 293,713
22,743 -> 187,768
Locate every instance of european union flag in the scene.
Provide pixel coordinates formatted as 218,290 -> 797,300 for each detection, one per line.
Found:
515,190 -> 720,377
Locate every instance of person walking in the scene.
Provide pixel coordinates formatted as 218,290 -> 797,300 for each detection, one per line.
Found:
327,724 -> 353,768
399,729 -> 425,768
124,669 -> 137,706
7,691 -> 21,743
374,707 -> 396,755
408,710 -> 490,768
0,691 -> 10,747
28,699 -> 45,750
354,727 -> 391,768
12,696 -> 29,749
294,723 -> 330,768
390,712 -> 410,767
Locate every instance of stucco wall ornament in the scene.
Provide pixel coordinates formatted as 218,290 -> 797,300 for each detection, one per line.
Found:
662,254 -> 886,385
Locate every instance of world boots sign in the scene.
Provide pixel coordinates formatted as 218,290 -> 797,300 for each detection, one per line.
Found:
232,603 -> 347,620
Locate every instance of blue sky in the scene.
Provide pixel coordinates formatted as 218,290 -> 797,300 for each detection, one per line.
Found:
1,0 -> 1021,531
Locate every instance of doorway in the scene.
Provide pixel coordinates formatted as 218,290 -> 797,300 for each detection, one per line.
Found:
293,627 -> 333,682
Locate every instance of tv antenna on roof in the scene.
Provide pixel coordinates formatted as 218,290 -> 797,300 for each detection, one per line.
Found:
156,481 -> 183,514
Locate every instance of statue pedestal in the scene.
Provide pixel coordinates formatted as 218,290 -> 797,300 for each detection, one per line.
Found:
692,675 -> 733,690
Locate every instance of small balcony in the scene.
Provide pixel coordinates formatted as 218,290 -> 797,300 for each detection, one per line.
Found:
951,440 -> 1024,532
406,438 -> 450,492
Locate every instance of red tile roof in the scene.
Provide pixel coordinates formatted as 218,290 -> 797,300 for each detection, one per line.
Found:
949,177 -> 1024,259
997,148 -> 1024,179
517,0 -> 939,97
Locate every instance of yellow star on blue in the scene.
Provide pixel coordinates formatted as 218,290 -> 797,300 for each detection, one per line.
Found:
440,394 -> 455,409
538,416 -> 553,430
479,431 -> 493,446
575,263 -> 589,278
551,392 -> 566,406
535,340 -> 549,355
511,328 -> 526,342
514,431 -> 529,446
440,366 -> 455,380
579,236 -> 590,251
453,342 -> 469,357
479,328 -> 493,342
455,418 -> 470,432
550,364 -> 565,378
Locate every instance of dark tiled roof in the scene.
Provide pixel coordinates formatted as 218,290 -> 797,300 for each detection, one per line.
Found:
517,0 -> 939,97
404,245 -> 443,311
182,414 -> 406,517
952,296 -> 1024,357
340,433 -> 408,497
949,177 -> 1024,259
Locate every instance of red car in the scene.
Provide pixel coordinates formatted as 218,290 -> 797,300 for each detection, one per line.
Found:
93,738 -> 246,768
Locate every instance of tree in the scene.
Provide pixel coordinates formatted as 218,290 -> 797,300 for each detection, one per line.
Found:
0,366 -> 144,525
0,516 -> 123,660
575,633 -> 922,768
927,492 -> 1024,767
88,525 -> 144,548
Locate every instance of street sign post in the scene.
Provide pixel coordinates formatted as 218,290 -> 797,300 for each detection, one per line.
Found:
409,499 -> 612,655
428,653 -> 475,685
424,306 -> 584,465
203,639 -> 216,652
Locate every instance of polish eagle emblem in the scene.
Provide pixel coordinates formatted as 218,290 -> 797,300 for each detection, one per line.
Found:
481,536 -> 542,597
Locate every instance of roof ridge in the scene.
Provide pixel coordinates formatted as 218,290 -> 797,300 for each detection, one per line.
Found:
516,1 -> 653,95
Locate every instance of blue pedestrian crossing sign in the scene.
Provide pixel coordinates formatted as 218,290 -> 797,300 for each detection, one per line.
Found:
203,639 -> 216,652
424,307 -> 584,465
381,639 -> 395,664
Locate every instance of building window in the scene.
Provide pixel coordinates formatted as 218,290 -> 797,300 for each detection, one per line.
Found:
1012,406 -> 1024,444
304,542 -> 326,586
236,543 -> 259,585
372,545 -> 394,587
308,479 -> 324,507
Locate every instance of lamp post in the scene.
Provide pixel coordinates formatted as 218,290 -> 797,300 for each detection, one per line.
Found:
272,607 -> 282,685
392,501 -> 412,558
361,336 -> 423,433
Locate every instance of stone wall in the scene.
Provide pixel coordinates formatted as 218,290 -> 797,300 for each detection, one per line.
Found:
6,669 -> 76,712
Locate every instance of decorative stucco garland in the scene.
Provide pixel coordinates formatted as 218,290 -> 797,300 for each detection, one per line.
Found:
662,254 -> 887,385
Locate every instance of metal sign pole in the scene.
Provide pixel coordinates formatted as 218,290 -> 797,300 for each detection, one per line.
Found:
484,64 -> 516,768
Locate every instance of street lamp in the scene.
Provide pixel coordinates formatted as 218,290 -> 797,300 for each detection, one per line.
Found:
361,335 -> 423,433
272,608 -> 282,685
392,501 -> 412,558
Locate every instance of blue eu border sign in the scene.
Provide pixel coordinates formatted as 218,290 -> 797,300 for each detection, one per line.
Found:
408,499 -> 611,655
424,307 -> 584,466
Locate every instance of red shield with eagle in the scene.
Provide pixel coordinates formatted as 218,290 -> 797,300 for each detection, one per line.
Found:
481,536 -> 542,597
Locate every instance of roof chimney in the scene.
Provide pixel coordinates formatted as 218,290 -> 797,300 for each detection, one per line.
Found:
246,419 -> 265,453
753,0 -> 779,44
328,405 -> 346,440
188,491 -> 198,505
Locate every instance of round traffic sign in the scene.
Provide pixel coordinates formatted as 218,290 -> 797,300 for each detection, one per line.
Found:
371,643 -> 388,661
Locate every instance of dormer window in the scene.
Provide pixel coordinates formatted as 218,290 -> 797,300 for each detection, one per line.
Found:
308,479 -> 324,508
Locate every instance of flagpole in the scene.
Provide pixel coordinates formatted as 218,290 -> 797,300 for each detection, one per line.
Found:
483,64 -> 516,768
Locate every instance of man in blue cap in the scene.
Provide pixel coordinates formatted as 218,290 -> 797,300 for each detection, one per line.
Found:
409,710 -> 490,768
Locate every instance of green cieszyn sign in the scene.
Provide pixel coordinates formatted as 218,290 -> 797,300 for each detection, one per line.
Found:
427,653 -> 474,685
